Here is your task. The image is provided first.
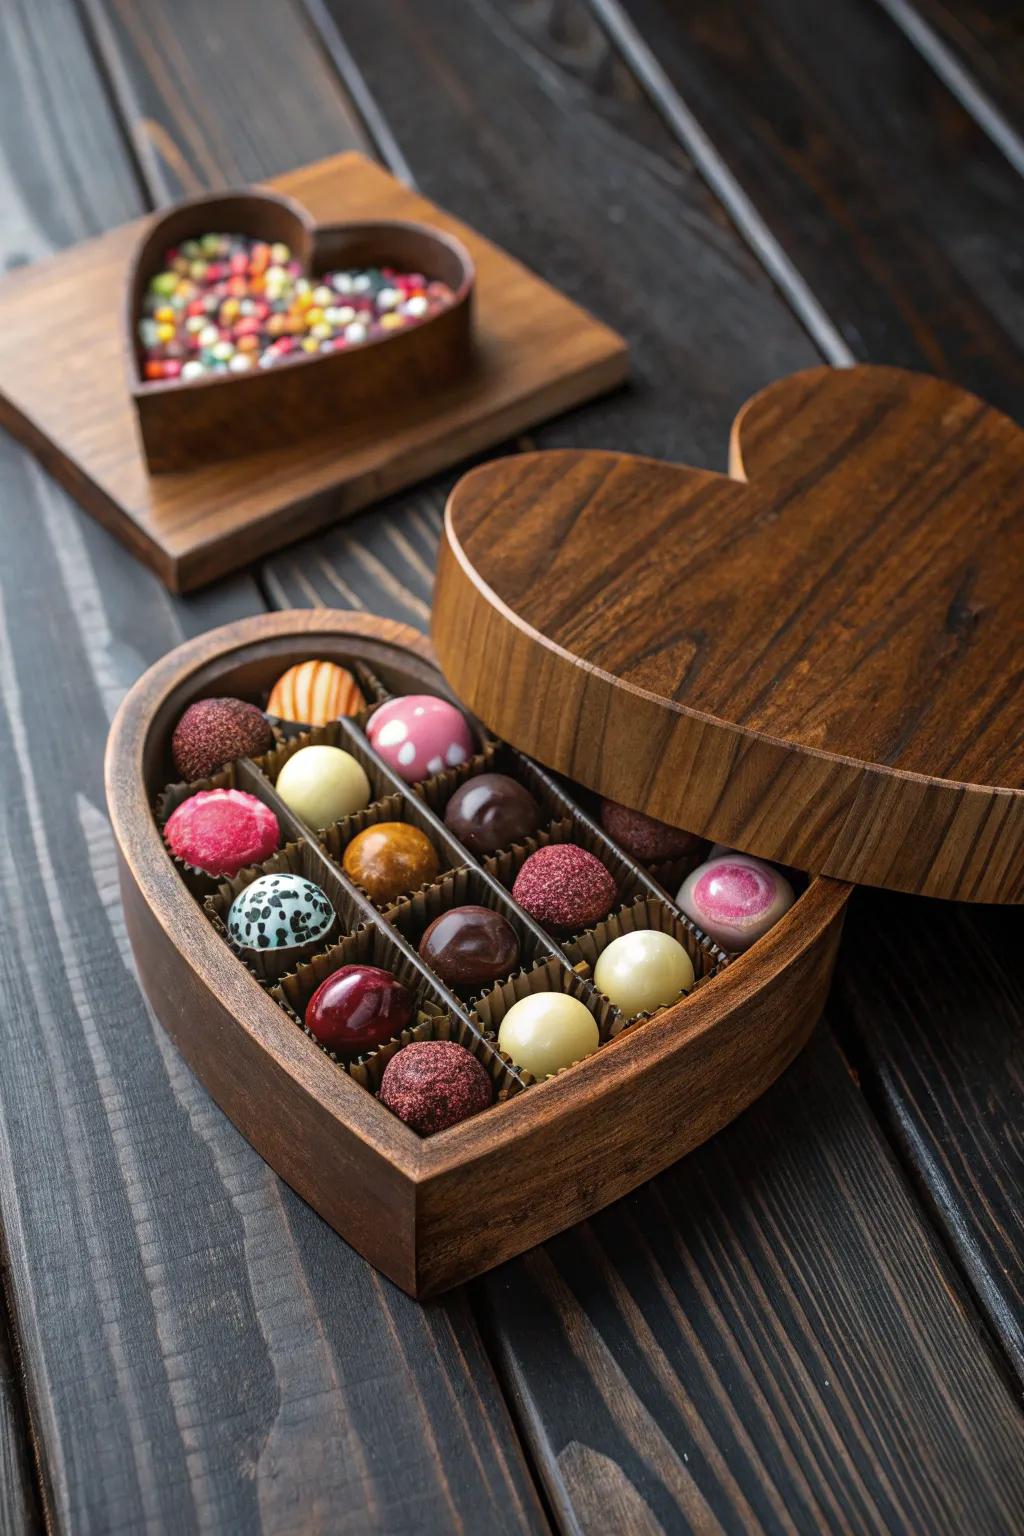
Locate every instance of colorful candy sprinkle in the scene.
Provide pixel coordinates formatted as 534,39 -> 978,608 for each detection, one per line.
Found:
138,234 -> 457,380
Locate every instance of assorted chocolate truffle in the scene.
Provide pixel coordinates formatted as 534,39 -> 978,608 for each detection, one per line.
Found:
227,873 -> 335,952
497,992 -> 599,1079
266,660 -> 364,726
444,773 -> 542,856
275,744 -> 371,829
304,964 -> 414,1057
380,1040 -> 492,1134
599,798 -> 703,865
159,654 -> 808,1135
677,853 -> 794,951
164,788 -> 279,877
367,695 -> 474,782
171,696 -> 274,782
343,822 -> 440,906
418,905 -> 520,990
512,843 -> 616,932
593,929 -> 694,1017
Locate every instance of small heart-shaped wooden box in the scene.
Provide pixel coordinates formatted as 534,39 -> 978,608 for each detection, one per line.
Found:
127,190 -> 474,472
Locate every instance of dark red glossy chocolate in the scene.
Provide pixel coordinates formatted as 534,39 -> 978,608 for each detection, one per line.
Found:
304,964 -> 415,1057
418,904 -> 521,988
443,773 -> 541,856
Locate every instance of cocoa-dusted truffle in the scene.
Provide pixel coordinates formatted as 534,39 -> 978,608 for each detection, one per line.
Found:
599,798 -> 703,865
512,843 -> 616,931
380,1040 -> 492,1134
172,696 -> 273,782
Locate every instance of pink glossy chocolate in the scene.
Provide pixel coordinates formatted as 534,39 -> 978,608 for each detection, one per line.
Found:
367,694 -> 475,783
676,854 -> 794,952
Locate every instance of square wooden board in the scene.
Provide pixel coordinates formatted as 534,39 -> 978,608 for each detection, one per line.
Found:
0,153 -> 628,592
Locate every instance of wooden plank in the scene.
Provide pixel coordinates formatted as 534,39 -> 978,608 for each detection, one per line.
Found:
0,2 -> 548,1531
250,1 -> 1024,1526
0,1281 -> 40,1536
78,0 -> 370,202
605,0 -> 1024,414
830,890 -> 1024,1392
480,1026 -> 1024,1534
885,0 -> 1024,145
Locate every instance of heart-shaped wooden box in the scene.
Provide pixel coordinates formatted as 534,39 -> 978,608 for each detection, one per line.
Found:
127,190 -> 474,472
106,608 -> 847,1297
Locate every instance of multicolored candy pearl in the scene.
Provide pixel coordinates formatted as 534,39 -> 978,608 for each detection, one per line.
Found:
139,233 -> 457,380
676,854 -> 794,952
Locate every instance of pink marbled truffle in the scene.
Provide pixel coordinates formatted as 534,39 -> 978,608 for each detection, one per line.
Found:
676,854 -> 794,952
367,695 -> 475,783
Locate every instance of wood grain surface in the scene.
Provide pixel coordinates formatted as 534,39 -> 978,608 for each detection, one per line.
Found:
831,890 -> 1024,1394
479,1025 -> 1024,1535
436,365 -> 1024,903
613,0 -> 1024,414
901,0 -> 1024,135
0,1287 -> 39,1536
2,0 -> 1023,1529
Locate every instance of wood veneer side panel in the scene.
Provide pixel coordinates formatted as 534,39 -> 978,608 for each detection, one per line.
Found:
118,861 -> 420,1295
413,895 -> 846,1295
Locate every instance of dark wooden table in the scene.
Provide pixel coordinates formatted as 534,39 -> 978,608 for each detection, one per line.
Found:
2,1 -> 1022,1530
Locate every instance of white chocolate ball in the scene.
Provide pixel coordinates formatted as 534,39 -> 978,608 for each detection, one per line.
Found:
497,992 -> 599,1079
276,745 -> 371,829
593,929 -> 694,1017
677,853 -> 794,951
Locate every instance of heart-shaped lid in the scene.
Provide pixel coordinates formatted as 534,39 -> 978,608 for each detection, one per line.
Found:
433,365 -> 1024,904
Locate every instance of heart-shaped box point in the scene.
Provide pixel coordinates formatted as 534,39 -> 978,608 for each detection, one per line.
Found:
126,188 -> 475,473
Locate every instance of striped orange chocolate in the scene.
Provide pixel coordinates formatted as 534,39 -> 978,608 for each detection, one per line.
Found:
266,660 -> 365,726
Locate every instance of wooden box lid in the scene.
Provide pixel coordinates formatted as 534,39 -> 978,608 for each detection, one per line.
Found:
432,365 -> 1023,904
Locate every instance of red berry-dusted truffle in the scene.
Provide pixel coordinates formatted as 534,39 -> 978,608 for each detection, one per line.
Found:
171,696 -> 274,781
164,788 -> 279,877
599,798 -> 703,864
512,843 -> 616,931
380,1040 -> 492,1134
304,964 -> 415,1058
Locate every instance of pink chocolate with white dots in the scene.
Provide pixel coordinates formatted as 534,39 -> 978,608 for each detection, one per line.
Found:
367,694 -> 475,783
676,853 -> 794,952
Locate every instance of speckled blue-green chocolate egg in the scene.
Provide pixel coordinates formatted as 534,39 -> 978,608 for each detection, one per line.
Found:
227,873 -> 335,951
